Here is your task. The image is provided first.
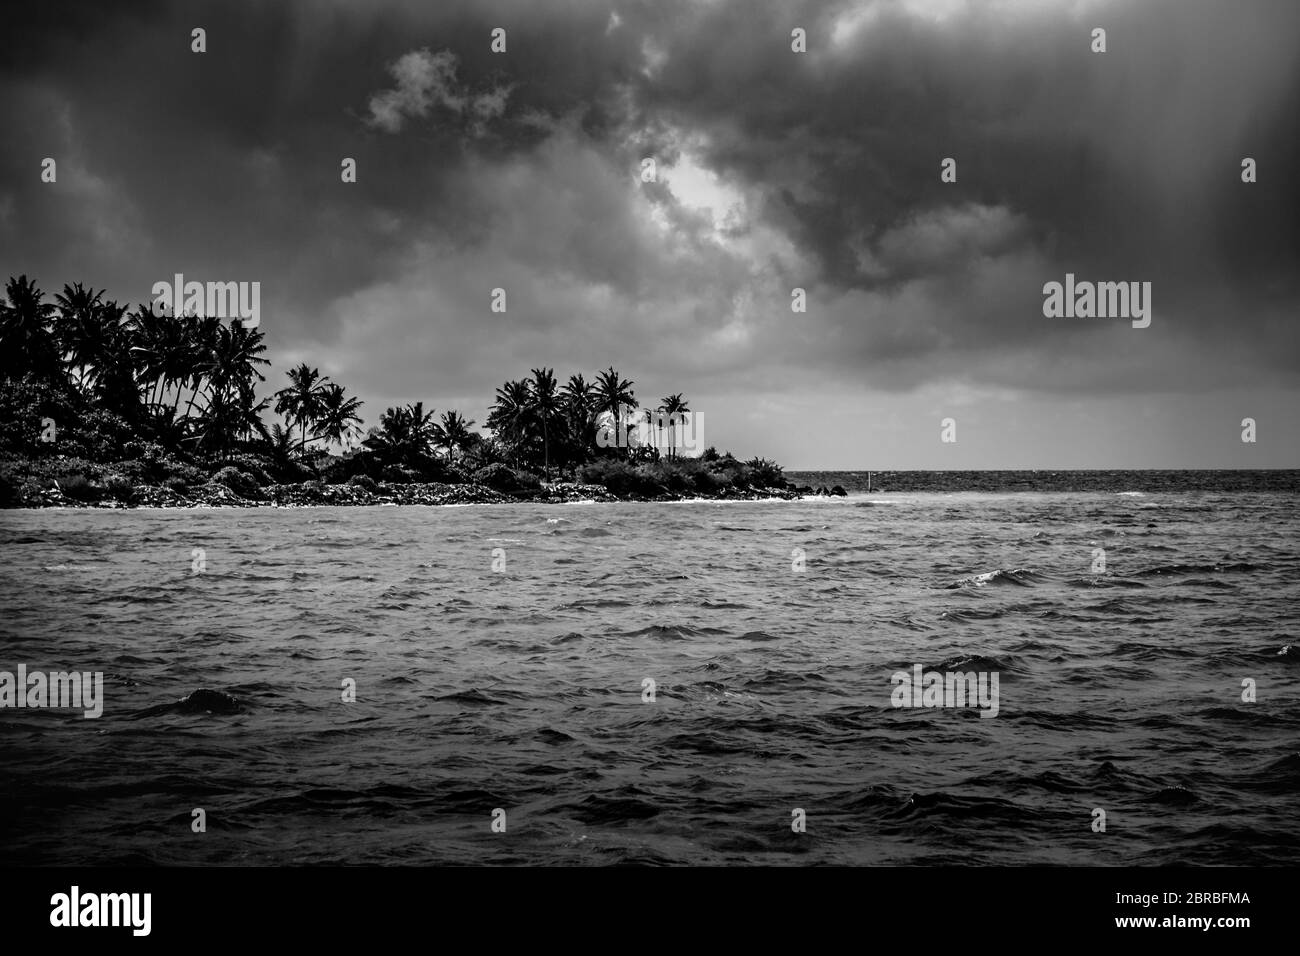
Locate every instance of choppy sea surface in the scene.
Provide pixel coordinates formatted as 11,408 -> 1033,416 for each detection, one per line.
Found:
2,485 -> 1298,865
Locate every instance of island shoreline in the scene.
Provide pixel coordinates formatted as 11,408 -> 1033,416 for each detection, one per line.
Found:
3,478 -> 828,509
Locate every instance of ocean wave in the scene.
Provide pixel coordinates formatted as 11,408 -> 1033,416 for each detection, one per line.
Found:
4,491 -> 1298,866
1135,562 -> 1264,577
942,568 -> 1042,589
128,688 -> 245,719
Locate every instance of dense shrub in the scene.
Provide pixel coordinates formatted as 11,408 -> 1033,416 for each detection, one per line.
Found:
274,459 -> 316,484
35,457 -> 105,483
693,468 -> 730,493
119,441 -> 205,486
58,474 -> 101,501
703,452 -> 755,488
64,407 -> 136,461
0,378 -> 83,457
744,457 -> 785,488
647,458 -> 731,495
578,456 -> 749,497
320,453 -> 379,485
406,453 -> 467,484
675,458 -> 733,494
474,463 -> 540,492
347,474 -> 378,492
210,465 -> 260,499
0,470 -> 17,506
579,459 -> 667,497
104,473 -> 136,502
218,454 -> 273,488
458,434 -> 504,471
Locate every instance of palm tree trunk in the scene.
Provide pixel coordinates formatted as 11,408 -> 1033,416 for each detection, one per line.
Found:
183,380 -> 203,421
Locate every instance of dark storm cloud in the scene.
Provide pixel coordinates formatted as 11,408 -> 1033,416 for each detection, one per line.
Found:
616,0 -> 1300,387
0,0 -> 1296,421
0,0 -> 644,340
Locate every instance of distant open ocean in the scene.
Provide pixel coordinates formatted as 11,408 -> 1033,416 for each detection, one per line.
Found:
785,469 -> 1300,494
2,470 -> 1297,865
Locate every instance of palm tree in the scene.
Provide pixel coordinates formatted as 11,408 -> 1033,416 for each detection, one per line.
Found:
436,409 -> 475,465
93,299 -> 142,420
641,407 -> 663,460
363,407 -> 411,458
208,322 -> 269,401
561,373 -> 596,463
529,367 -> 560,477
0,276 -> 60,383
158,313 -> 194,420
486,379 -> 534,466
179,315 -> 223,426
193,388 -> 245,454
273,363 -> 329,451
457,432 -> 501,471
660,393 -> 690,458
127,304 -> 167,409
594,366 -> 637,454
127,303 -> 190,416
404,401 -> 438,457
53,282 -> 110,393
363,402 -> 437,463
562,373 -> 593,410
178,321 -> 269,450
49,286 -> 139,419
313,382 -> 365,453
258,423 -> 300,481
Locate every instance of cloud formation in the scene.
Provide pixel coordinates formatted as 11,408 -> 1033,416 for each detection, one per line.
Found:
0,0 -> 1295,466
366,48 -> 510,136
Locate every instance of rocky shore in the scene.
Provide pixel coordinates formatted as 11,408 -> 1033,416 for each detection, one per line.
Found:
11,478 -> 840,509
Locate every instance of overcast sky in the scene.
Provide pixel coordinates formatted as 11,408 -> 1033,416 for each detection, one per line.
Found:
2,0 -> 1296,468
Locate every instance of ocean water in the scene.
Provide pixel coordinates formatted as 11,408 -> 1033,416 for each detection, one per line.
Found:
1,489 -> 1298,866
785,469 -> 1300,493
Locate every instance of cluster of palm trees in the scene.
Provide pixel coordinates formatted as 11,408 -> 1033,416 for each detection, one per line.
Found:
0,275 -> 280,453
360,401 -> 477,466
0,275 -> 367,458
1,275 -> 700,480
272,363 -> 365,455
485,366 -> 692,475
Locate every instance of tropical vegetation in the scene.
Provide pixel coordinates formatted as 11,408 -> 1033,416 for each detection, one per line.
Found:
0,275 -> 787,505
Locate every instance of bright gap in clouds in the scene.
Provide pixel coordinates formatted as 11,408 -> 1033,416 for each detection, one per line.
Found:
662,151 -> 746,235
831,0 -> 1094,48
